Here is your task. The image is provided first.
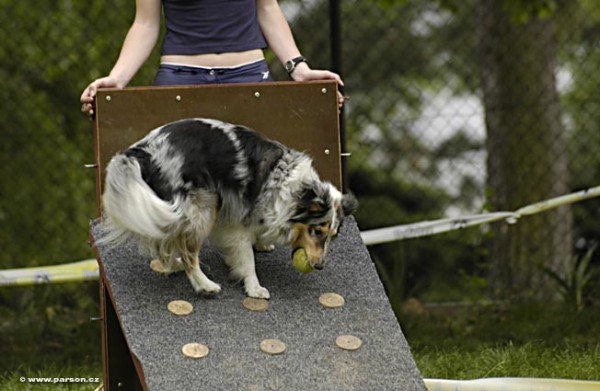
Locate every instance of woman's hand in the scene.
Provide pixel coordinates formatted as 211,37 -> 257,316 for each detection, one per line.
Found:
290,62 -> 345,107
80,76 -> 123,118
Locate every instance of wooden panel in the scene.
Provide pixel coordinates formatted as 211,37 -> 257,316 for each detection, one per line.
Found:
103,283 -> 146,391
93,81 -> 341,213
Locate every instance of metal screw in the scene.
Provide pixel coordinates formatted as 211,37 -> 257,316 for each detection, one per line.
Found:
321,88 -> 327,94
176,95 -> 182,102
105,95 -> 111,102
254,91 -> 261,98
324,149 -> 331,155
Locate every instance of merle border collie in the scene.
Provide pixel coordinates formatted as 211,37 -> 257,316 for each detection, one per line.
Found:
100,118 -> 357,298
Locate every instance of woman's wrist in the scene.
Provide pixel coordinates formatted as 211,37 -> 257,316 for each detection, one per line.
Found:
285,55 -> 307,76
289,61 -> 311,81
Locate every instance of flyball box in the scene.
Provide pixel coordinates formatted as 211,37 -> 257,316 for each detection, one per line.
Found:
90,81 -> 425,390
93,81 -> 342,214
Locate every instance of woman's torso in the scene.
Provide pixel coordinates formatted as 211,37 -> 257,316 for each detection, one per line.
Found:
160,0 -> 267,68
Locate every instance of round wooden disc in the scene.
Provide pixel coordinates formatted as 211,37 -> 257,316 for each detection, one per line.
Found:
242,297 -> 269,312
318,292 -> 345,308
181,342 -> 209,358
335,335 -> 362,351
167,300 -> 194,316
259,339 -> 286,355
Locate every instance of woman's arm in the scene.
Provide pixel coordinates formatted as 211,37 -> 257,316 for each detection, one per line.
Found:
256,0 -> 345,100
81,0 -> 162,115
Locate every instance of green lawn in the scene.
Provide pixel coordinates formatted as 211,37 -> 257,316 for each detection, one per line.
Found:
403,300 -> 600,380
0,283 -> 102,390
0,368 -> 102,390
1,294 -> 598,389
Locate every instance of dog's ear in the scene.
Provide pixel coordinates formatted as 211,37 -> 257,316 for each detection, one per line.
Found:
341,192 -> 359,216
290,183 -> 331,222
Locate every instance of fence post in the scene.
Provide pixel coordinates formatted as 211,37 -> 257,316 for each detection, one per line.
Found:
329,0 -> 348,192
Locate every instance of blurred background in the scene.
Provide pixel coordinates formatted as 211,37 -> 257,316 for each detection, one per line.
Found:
1,0 -> 598,384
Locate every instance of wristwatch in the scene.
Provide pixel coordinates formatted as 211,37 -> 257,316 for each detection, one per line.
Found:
285,56 -> 307,75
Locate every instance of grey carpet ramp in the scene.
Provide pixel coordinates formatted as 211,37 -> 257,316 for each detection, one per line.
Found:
91,217 -> 426,390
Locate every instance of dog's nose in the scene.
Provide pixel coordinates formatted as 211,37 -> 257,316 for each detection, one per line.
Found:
313,263 -> 324,270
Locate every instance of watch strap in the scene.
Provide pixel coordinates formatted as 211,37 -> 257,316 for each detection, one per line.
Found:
285,56 -> 307,75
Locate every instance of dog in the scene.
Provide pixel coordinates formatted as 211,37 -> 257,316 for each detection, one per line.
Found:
100,118 -> 357,299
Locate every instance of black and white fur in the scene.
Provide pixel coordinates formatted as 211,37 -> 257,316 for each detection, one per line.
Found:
100,118 -> 357,299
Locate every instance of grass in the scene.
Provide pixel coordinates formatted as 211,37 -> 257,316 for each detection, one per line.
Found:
416,342 -> 599,379
401,300 -> 600,380
0,363 -> 101,391
1,285 -> 599,387
0,283 -> 102,390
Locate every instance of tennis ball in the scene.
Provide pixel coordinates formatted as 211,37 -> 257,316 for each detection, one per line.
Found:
292,248 -> 313,273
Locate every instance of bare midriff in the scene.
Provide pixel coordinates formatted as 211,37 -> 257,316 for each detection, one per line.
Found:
161,49 -> 265,68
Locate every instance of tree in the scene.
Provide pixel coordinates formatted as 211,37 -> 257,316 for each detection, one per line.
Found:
477,0 -> 572,298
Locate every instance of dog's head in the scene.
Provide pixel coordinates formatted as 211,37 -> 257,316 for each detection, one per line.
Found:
289,182 -> 358,270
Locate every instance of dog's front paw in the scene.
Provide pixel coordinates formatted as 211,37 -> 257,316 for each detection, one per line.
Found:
200,280 -> 222,296
246,285 -> 270,299
189,277 -> 222,296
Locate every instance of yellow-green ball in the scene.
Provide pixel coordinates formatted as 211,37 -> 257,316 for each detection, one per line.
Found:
292,249 -> 313,273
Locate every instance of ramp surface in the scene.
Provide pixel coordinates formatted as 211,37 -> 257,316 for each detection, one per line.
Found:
91,217 -> 426,390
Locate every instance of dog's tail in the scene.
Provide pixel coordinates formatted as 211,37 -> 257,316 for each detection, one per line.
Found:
99,154 -> 181,246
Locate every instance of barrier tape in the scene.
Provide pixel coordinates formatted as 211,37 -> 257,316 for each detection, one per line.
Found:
0,259 -> 99,287
1,185 -> 598,286
361,185 -> 600,246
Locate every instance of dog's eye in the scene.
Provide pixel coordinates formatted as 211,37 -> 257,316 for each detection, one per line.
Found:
311,226 -> 324,238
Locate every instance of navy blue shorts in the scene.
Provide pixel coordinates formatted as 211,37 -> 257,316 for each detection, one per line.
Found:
153,59 -> 273,86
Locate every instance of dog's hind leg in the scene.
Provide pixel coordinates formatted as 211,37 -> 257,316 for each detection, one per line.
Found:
179,191 -> 221,295
180,248 -> 221,295
212,226 -> 270,299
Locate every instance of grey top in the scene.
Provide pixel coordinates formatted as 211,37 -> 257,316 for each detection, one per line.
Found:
91,217 -> 426,391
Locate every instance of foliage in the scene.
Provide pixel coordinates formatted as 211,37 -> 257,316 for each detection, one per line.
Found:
288,0 -> 489,305
0,0 -> 160,269
0,0 -> 166,372
284,0 -> 600,303
502,0 -> 560,22
0,0 -> 149,376
562,0 -> 600,271
543,247 -> 599,311
350,160 -> 491,308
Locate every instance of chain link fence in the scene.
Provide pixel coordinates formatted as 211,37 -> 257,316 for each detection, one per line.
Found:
0,1 -> 598,308
285,0 -> 599,306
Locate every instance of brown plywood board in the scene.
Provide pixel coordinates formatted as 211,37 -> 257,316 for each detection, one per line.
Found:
93,81 -> 341,213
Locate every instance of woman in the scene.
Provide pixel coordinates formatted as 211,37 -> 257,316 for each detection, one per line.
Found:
81,0 -> 344,116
